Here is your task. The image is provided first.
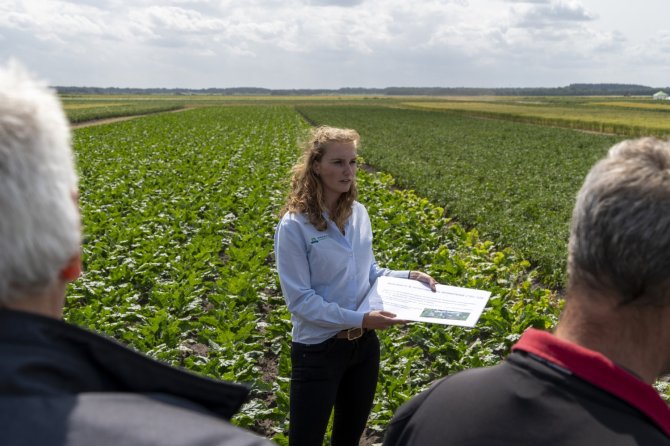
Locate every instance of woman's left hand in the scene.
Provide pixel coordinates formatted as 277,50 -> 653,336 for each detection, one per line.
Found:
409,271 -> 438,291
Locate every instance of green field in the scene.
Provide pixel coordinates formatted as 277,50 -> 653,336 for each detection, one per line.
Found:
65,97 -> 670,442
61,94 -> 394,123
62,97 -> 186,123
296,105 -> 619,286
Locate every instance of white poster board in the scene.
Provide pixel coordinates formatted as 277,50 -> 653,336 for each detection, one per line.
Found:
365,276 -> 491,327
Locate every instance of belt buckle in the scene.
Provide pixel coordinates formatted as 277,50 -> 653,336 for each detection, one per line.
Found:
347,327 -> 363,340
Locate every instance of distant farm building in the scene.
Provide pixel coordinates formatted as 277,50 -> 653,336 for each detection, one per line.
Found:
653,91 -> 669,100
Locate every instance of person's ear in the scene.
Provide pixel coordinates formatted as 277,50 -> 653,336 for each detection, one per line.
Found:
60,253 -> 82,282
313,161 -> 321,176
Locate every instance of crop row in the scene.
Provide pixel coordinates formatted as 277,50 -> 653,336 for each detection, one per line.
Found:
63,99 -> 186,123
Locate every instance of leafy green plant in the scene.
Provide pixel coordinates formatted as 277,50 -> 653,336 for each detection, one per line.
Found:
66,106 -> 307,439
69,103 -> 666,445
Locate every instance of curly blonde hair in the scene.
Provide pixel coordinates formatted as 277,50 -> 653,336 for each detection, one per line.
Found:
281,126 -> 360,231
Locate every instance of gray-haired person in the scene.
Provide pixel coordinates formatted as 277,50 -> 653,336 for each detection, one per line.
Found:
384,137 -> 670,445
0,61 -> 274,446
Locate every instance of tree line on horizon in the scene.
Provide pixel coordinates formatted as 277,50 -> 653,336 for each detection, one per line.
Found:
56,83 -> 668,97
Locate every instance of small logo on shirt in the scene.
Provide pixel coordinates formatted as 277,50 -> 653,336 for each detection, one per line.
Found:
310,235 -> 329,244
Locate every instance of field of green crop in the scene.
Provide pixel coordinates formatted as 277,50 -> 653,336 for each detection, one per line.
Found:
64,98 -> 670,444
61,94 -> 396,123
68,106 -> 303,440
66,105 -> 566,444
296,105 -> 620,287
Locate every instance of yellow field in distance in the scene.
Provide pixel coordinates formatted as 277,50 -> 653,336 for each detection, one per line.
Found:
404,99 -> 670,136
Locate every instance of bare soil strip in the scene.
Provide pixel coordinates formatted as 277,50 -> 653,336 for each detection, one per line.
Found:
70,106 -> 196,130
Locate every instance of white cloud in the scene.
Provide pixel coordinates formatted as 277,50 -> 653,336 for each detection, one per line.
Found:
308,0 -> 366,6
1,0 -> 669,88
513,1 -> 595,28
137,6 -> 225,33
503,0 -> 550,3
0,1 -> 111,47
629,31 -> 670,69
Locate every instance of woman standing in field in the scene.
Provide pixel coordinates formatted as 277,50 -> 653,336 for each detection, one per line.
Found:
274,125 -> 436,446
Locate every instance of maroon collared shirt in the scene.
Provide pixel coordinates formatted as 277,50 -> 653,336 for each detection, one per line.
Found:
385,328 -> 670,445
513,328 -> 670,437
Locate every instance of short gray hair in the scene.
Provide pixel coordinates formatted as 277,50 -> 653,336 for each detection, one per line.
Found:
0,61 -> 79,304
568,137 -> 670,306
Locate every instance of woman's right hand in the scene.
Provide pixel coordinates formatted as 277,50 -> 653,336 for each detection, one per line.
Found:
362,311 -> 409,330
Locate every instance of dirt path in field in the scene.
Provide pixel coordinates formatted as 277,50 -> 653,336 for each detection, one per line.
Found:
70,106 -> 197,130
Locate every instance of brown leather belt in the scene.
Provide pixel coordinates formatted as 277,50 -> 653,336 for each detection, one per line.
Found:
335,327 -> 369,340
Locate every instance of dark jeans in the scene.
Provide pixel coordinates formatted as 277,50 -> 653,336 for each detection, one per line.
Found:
289,331 -> 380,446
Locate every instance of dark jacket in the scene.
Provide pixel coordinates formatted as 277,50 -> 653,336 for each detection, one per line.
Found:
0,309 -> 273,446
384,330 -> 670,446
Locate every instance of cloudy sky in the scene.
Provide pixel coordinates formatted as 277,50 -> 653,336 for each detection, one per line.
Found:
2,0 -> 669,89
